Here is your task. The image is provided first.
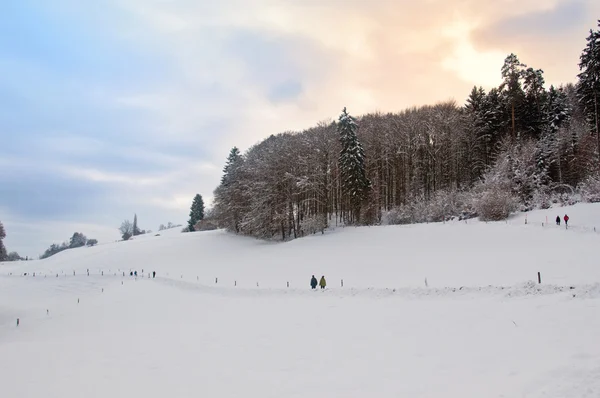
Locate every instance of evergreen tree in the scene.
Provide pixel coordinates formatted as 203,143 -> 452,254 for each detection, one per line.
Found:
214,147 -> 246,233
132,214 -> 142,236
338,107 -> 370,223
522,67 -> 547,138
477,88 -> 508,165
221,147 -> 242,186
188,194 -> 205,231
464,86 -> 488,178
0,221 -> 7,261
577,20 -> 600,163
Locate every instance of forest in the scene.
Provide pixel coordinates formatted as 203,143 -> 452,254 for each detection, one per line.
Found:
211,21 -> 600,241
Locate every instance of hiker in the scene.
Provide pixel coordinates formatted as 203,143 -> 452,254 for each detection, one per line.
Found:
556,215 -> 560,226
130,271 -> 133,276
310,275 -> 318,289
152,271 -> 156,279
134,271 -> 138,277
319,276 -> 326,290
564,214 -> 569,227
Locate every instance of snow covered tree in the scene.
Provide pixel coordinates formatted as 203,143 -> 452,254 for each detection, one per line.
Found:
0,221 -> 7,261
119,219 -> 133,241
86,239 -> 98,246
187,194 -> 205,232
6,252 -> 22,261
338,107 -> 370,223
69,232 -> 87,248
577,20 -> 600,164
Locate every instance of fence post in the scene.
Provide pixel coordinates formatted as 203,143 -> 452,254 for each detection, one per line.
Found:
287,281 -> 289,288
235,281 -> 237,287
341,279 -> 344,287
537,272 -> 541,284
215,277 -> 218,284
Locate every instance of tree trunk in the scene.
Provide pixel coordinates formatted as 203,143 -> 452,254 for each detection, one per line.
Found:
595,91 -> 599,166
512,101 -> 516,140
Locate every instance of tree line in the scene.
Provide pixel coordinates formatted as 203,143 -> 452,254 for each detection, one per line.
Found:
210,21 -> 600,240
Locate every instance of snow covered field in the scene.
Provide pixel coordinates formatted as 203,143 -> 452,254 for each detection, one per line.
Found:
1,204 -> 600,397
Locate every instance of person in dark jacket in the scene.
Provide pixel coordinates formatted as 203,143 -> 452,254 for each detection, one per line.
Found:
556,216 -> 560,226
310,275 -> 318,289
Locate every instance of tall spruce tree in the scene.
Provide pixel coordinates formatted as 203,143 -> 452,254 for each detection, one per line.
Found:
0,221 -> 7,261
577,20 -> 600,163
338,107 -> 370,223
522,67 -> 547,138
188,194 -> 205,231
132,214 -> 142,236
214,147 -> 245,233
221,147 -> 242,185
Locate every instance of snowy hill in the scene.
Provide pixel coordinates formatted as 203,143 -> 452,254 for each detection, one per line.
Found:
1,203 -> 600,397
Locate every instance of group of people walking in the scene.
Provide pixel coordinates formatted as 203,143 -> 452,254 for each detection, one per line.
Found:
556,214 -> 569,227
311,275 -> 326,290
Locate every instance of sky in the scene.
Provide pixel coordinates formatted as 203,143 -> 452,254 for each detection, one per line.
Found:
0,0 -> 599,258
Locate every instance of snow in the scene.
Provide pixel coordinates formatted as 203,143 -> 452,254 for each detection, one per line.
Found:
1,203 -> 600,397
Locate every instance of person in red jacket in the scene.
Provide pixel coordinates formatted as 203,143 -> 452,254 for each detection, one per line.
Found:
564,214 -> 569,228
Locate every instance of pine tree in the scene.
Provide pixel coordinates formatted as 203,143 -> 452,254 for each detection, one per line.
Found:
0,221 -> 7,261
214,147 -> 246,233
132,214 -> 142,236
188,194 -> 205,231
338,107 -> 370,223
221,147 -> 242,186
522,67 -> 547,138
577,20 -> 600,164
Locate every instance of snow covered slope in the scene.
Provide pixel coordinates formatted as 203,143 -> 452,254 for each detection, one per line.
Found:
1,204 -> 599,397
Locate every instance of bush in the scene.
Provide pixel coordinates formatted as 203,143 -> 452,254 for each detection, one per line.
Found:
578,174 -> 600,203
475,188 -> 518,221
299,215 -> 327,235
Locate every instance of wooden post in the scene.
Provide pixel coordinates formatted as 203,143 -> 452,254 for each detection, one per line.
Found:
287,281 -> 289,288
537,272 -> 541,284
215,277 -> 218,284
16,318 -> 19,327
341,279 -> 344,287
235,281 -> 237,286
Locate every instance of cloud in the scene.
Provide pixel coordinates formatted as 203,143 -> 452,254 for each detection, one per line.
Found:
1,0 -> 597,256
